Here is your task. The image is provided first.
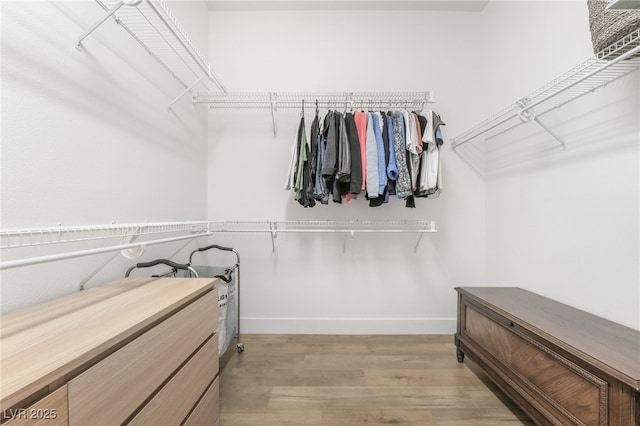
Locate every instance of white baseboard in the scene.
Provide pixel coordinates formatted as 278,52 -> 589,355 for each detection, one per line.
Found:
239,317 -> 456,335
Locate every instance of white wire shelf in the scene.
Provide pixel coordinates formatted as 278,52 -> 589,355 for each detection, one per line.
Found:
0,222 -> 210,249
77,0 -> 226,110
0,220 -> 437,267
209,220 -> 437,233
451,29 -> 640,150
193,91 -> 434,136
209,220 -> 437,253
193,91 -> 434,109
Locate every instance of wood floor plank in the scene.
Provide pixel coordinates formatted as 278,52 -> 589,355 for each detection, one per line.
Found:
321,408 -> 437,425
301,354 -> 458,370
430,408 -> 535,425
364,368 -> 486,387
221,408 -> 322,425
227,368 -> 366,386
267,386 -> 475,410
219,335 -> 534,425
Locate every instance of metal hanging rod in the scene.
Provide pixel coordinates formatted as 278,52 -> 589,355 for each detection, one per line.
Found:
77,0 -> 226,111
194,91 -> 435,136
0,232 -> 212,271
193,91 -> 434,109
451,29 -> 640,150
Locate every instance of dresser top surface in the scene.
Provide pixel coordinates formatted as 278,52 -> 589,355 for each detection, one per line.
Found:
0,277 -> 217,409
456,286 -> 640,386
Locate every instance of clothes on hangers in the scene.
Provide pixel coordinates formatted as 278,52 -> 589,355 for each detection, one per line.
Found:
286,106 -> 446,207
345,112 -> 362,196
392,111 -> 412,199
415,110 -> 446,198
293,114 -> 314,207
353,111 -> 367,192
365,111 -> 379,198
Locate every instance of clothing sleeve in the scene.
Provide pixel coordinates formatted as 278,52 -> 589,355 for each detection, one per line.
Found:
373,113 -> 387,196
336,113 -> 351,183
422,110 -> 436,144
346,114 -> 362,194
386,114 -> 398,181
285,118 -> 302,190
355,112 -> 367,191
321,112 -> 338,178
365,112 -> 379,198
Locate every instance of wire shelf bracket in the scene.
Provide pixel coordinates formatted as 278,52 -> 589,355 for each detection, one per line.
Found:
76,0 -> 227,111
451,29 -> 640,150
193,91 -> 436,137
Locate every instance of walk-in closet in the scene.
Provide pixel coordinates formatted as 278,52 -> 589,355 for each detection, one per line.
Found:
1,0 -> 639,425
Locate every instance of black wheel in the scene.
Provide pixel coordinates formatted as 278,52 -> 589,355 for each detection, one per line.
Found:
237,343 -> 245,354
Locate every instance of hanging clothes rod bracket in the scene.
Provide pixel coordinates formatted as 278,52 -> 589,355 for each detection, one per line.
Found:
169,73 -> 206,112
414,233 -> 425,253
533,117 -> 566,150
516,100 -> 566,150
269,221 -> 278,252
271,97 -> 278,138
78,231 -> 166,291
76,1 -> 128,51
342,231 -> 355,253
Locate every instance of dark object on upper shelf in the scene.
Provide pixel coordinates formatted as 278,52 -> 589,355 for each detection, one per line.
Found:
589,0 -> 640,56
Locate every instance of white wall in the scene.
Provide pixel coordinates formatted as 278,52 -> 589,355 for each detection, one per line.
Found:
481,1 -> 640,330
0,0 -> 211,313
2,1 -> 637,332
206,9 -> 487,334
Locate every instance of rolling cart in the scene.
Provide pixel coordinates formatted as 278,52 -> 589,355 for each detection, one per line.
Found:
186,244 -> 244,355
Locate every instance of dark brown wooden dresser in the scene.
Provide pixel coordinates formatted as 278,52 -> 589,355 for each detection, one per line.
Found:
455,287 -> 640,426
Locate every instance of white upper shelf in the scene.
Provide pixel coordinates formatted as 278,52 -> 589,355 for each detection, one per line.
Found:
451,29 -> 640,150
77,0 -> 226,107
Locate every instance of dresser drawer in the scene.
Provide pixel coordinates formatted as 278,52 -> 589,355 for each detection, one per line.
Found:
129,334 -> 219,425
183,377 -> 220,426
3,386 -> 68,426
68,291 -> 217,425
463,303 -> 607,426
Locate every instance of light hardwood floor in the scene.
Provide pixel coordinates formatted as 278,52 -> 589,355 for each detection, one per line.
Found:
219,335 -> 534,425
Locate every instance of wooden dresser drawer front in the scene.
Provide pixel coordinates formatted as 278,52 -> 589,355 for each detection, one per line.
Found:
128,334 -> 219,425
183,377 -> 220,426
464,304 -> 607,426
3,386 -> 68,426
68,291 -> 216,426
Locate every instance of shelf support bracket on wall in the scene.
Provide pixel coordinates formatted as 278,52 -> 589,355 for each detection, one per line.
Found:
414,233 -> 425,253
532,117 -> 566,150
168,73 -> 206,112
76,1 -> 128,51
270,92 -> 278,137
517,100 -> 566,150
269,221 -> 278,252
342,231 -> 355,253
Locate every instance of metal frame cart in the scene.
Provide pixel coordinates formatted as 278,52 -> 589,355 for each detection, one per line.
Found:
188,244 -> 244,355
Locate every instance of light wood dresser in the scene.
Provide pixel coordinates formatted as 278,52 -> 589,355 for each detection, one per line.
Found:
455,287 -> 640,426
1,277 -> 220,426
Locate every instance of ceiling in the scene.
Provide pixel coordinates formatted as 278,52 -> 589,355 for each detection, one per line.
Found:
204,0 -> 490,12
